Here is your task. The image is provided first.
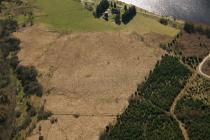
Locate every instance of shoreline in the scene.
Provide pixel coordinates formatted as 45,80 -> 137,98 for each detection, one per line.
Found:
116,0 -> 210,26
113,0 -> 184,29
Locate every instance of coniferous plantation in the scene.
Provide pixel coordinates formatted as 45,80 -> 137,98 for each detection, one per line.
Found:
138,55 -> 192,111
101,99 -> 184,140
100,55 -> 192,140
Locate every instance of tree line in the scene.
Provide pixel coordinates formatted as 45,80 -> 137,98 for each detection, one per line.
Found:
94,0 -> 136,24
0,18 -> 49,140
184,22 -> 210,38
0,18 -> 43,98
121,6 -> 136,24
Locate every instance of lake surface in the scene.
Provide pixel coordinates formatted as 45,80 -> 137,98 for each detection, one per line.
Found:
119,0 -> 210,25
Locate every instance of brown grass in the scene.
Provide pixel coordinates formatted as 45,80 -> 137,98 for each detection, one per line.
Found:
14,25 -> 168,140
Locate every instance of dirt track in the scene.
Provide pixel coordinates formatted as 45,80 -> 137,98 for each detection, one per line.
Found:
198,53 -> 210,79
14,25 -> 167,140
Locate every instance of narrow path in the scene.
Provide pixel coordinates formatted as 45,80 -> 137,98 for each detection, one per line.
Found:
170,89 -> 189,140
198,53 -> 210,79
170,73 -> 197,140
170,54 -> 210,140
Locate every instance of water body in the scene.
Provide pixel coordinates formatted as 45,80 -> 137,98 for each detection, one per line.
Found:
119,0 -> 210,25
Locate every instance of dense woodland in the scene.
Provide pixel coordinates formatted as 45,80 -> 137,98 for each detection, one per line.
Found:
101,99 -> 184,140
138,55 -> 191,111
100,55 -> 192,140
0,49 -> 17,140
0,18 -> 19,140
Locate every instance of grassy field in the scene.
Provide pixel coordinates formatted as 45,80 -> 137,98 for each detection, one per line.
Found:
122,14 -> 179,36
33,0 -> 178,36
34,0 -> 118,31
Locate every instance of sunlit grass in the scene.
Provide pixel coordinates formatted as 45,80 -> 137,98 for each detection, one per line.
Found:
34,0 -> 118,31
33,0 -> 179,36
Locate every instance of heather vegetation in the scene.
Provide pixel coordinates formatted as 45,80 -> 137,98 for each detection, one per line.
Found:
176,98 -> 210,140
175,75 -> 210,140
160,22 -> 210,69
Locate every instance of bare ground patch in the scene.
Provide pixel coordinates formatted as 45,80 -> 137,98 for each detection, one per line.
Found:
14,25 -> 167,140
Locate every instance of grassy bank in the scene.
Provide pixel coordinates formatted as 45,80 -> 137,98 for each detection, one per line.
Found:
121,14 -> 179,36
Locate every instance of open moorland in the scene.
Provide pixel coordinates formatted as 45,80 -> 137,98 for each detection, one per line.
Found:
2,0 -> 210,139
14,25 -> 170,140
173,32 -> 210,59
10,0 -> 181,139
